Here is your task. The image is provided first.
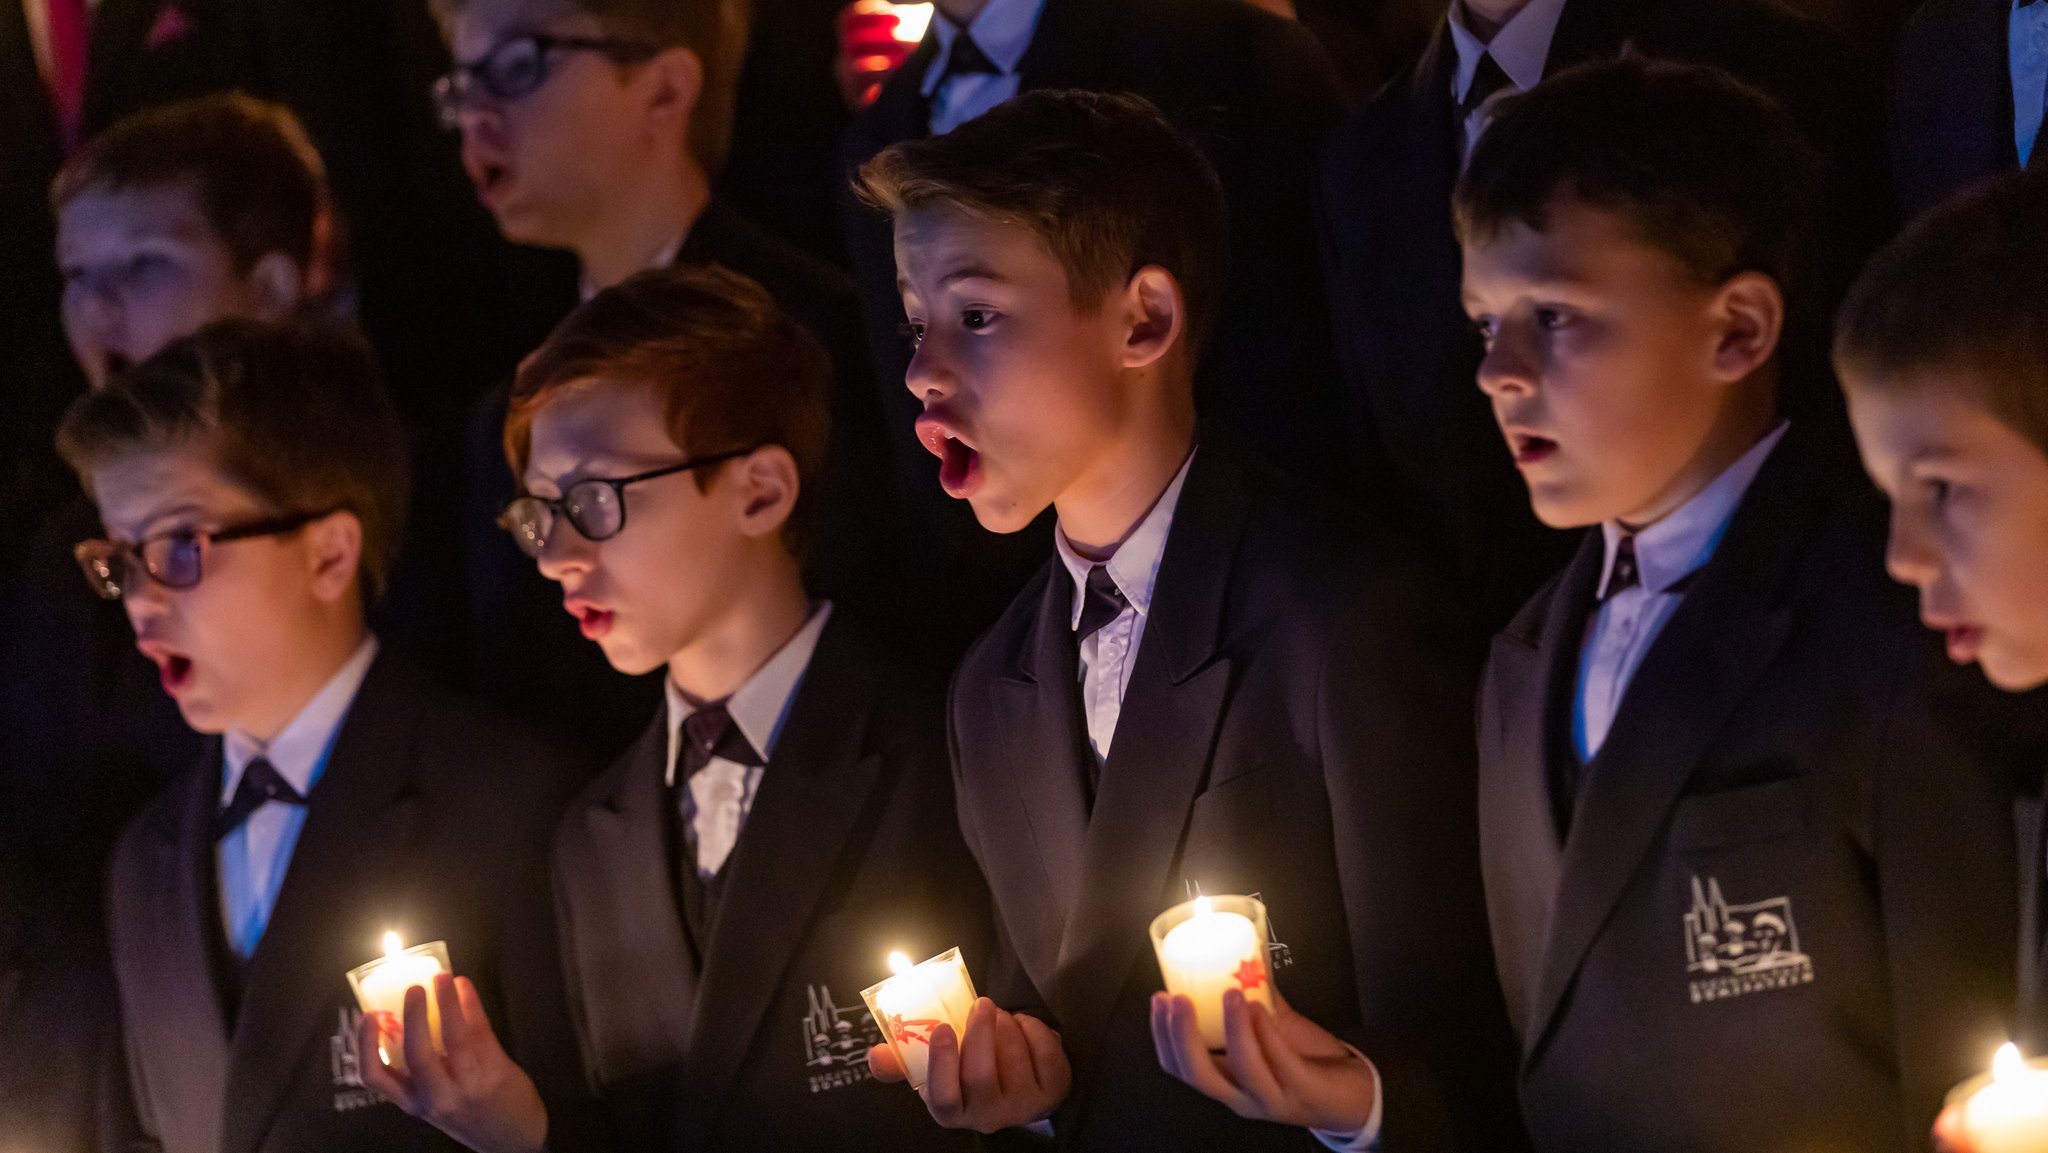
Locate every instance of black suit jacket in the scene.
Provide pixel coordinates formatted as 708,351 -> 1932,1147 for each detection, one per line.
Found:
100,652 -> 576,1153
1318,0 -> 1885,635
1893,0 -> 2048,220
525,610 -> 986,1153
949,428 -> 1523,1152
453,198 -> 896,761
839,0 -> 1352,660
1477,429 -> 2021,1151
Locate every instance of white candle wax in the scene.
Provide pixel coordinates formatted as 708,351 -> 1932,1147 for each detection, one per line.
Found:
1958,1044 -> 2048,1153
346,933 -> 449,1072
1154,897 -> 1274,1049
862,948 -> 977,1091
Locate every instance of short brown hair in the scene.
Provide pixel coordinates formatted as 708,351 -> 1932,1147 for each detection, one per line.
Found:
55,320 -> 410,600
53,92 -> 338,298
429,0 -> 749,175
505,264 -> 831,544
1834,170 -> 2048,454
854,89 -> 1230,359
1454,56 -> 1824,296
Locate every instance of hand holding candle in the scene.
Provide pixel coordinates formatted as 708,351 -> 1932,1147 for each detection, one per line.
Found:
347,932 -> 450,1071
861,948 -> 977,1091
352,971 -> 548,1153
1938,1043 -> 2048,1153
1150,895 -> 1275,1049
863,947 -> 1071,1131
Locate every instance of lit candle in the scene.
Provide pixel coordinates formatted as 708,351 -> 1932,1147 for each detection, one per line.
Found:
1950,1043 -> 2048,1153
1149,895 -> 1275,1049
860,947 -> 977,1091
345,932 -> 451,1072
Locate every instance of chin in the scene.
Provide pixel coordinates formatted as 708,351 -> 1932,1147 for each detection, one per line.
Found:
967,493 -> 1045,535
1526,490 -> 1603,531
1980,645 -> 2048,694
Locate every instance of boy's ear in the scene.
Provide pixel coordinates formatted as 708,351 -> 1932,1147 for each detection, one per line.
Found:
1119,264 -> 1184,372
1708,271 -> 1784,385
730,445 -> 800,540
641,45 -> 704,144
304,510 -> 365,606
241,251 -> 306,322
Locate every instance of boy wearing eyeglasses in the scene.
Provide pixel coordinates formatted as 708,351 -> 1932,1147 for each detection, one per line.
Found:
354,265 -> 984,1153
427,0 -> 896,759
58,319 -> 575,1153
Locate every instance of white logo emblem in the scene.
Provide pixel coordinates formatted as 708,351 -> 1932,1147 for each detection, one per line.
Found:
1683,876 -> 1814,1004
802,983 -> 884,1094
328,1006 -> 387,1111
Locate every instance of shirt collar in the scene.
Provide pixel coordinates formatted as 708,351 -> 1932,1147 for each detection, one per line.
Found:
664,602 -> 834,786
221,636 -> 380,804
577,234 -> 688,302
1447,0 -> 1569,104
920,0 -> 1047,95
1597,422 -> 1790,599
1053,450 -> 1196,630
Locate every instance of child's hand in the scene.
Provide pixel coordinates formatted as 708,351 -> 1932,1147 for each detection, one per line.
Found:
866,997 -> 1070,1133
354,973 -> 548,1153
1933,1102 -> 1976,1152
1150,987 -> 1376,1136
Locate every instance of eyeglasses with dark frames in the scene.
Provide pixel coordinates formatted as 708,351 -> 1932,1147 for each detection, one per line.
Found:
74,508 -> 338,600
432,32 -> 660,127
497,446 -> 762,558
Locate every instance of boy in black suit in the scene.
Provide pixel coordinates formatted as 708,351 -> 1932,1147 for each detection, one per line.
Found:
357,265 -> 986,1153
58,320 -> 573,1153
1458,58 -> 2020,1151
1832,171 -> 2048,1151
1892,0 -> 2048,221
840,0 -> 1352,660
853,89 -> 1522,1153
1319,0 -> 1886,635
431,0 -> 894,757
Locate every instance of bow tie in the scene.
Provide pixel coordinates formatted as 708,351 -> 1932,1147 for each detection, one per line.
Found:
217,756 -> 306,838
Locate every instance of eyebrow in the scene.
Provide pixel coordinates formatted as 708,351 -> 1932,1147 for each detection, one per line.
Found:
898,263 -> 1012,295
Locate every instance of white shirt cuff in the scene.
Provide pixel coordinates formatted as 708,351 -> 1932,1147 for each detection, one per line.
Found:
1309,1046 -> 1383,1152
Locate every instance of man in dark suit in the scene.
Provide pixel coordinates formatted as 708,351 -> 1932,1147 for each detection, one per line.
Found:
855,91 -> 1521,1153
839,0 -> 1353,660
1319,0 -> 1887,635
1892,0 -> 2048,221
56,322 -> 576,1153
1461,61 -> 2019,1150
362,267 -> 987,1153
431,0 -> 896,759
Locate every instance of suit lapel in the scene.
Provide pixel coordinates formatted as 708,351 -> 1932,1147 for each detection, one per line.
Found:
1051,441 -> 1243,1059
1524,440 -> 1818,1053
583,711 -> 701,1057
678,615 -> 889,1126
1480,533 -> 1600,1034
221,658 -> 425,1153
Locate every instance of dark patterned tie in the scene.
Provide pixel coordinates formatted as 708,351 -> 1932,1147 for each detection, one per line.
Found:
1459,52 -> 1514,119
938,32 -> 1001,83
216,756 -> 306,839
1602,533 -> 1641,601
1076,565 -> 1128,642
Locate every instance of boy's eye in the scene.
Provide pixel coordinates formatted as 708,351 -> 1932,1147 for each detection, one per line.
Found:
1472,317 -> 1497,346
897,320 -> 925,348
1534,307 -> 1572,331
1926,478 -> 1952,506
961,309 -> 993,330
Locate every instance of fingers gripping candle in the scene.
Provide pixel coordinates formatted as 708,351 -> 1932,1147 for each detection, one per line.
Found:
346,932 -> 450,1072
861,948 -> 977,1090
1150,895 -> 1275,1049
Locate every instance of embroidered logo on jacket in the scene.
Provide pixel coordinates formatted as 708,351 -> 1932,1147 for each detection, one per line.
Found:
329,1006 -> 387,1111
1683,876 -> 1814,1003
803,983 -> 885,1094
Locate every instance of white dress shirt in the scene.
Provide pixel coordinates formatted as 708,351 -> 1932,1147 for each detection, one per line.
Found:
217,636 -> 379,959
2013,0 -> 2048,166
1053,453 -> 1193,761
1446,0 -> 1570,159
663,602 -> 832,876
919,0 -> 1046,136
1573,423 -> 1789,761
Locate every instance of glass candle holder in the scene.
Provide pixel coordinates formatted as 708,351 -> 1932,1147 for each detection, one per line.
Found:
346,933 -> 450,1072
1946,1043 -> 2048,1153
861,947 -> 977,1091
1149,894 -> 1274,1049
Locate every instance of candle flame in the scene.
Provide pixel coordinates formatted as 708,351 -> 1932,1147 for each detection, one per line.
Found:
890,3 -> 933,43
888,950 -> 913,976
1192,896 -> 1213,917
383,931 -> 403,958
1996,1041 -> 2028,1083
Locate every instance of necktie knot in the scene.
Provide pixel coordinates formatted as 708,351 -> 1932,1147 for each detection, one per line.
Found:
1076,565 -> 1128,643
217,756 -> 306,839
1603,533 -> 1641,601
1460,51 -> 1514,119
939,32 -> 1000,82
679,701 -> 763,779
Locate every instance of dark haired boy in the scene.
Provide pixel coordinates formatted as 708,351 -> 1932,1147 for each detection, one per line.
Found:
1830,171 -> 2048,1152
431,0 -> 896,758
1458,57 -> 2020,1150
60,321 -> 572,1153
855,88 -> 1521,1152
355,265 -> 985,1153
